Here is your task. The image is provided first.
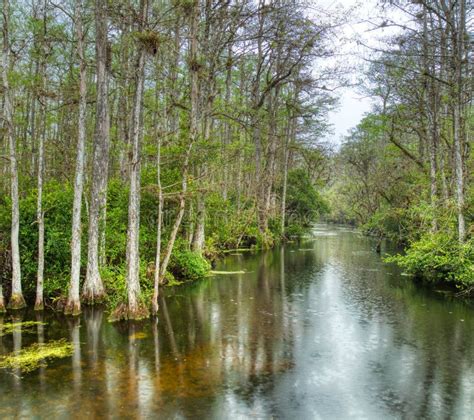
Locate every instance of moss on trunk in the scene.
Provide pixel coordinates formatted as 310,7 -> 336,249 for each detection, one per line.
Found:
8,293 -> 26,310
64,299 -> 81,316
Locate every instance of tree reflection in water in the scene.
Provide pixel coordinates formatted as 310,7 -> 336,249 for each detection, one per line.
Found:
0,225 -> 472,418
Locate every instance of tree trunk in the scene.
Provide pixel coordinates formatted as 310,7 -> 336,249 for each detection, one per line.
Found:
65,0 -> 87,316
83,0 -> 110,303
281,119 -> 293,238
123,0 -> 149,320
35,0 -> 47,311
152,128 -> 163,315
158,2 -> 197,279
423,5 -> 438,232
159,143 -> 193,283
192,195 -> 205,253
452,0 -> 466,242
2,0 -> 25,310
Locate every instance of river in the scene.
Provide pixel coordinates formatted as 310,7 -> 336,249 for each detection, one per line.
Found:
0,224 -> 473,419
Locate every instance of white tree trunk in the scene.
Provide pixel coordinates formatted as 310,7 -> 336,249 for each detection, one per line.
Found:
66,0 -> 87,316
83,0 -> 110,303
35,0 -> 47,311
192,196 -> 205,253
152,132 -> 163,315
2,0 -> 25,310
281,121 -> 292,237
454,0 -> 466,242
125,37 -> 147,319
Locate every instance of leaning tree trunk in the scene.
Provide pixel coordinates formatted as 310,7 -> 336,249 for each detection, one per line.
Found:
2,0 -> 25,310
83,0 -> 110,303
121,0 -> 149,321
158,144 -> 192,283
65,0 -> 87,316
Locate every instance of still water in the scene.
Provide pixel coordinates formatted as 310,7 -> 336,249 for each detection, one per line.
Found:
0,225 -> 473,419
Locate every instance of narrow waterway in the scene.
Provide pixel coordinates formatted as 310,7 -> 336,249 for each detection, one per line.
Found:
0,224 -> 473,419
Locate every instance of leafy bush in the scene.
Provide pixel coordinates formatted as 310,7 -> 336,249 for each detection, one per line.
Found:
0,181 -> 76,298
386,232 -> 474,289
169,247 -> 211,281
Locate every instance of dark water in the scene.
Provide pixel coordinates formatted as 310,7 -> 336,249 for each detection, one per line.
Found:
0,225 -> 473,419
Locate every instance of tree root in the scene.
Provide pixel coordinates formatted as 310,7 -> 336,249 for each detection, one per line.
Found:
81,289 -> 106,306
64,299 -> 81,316
109,302 -> 150,322
8,293 -> 26,310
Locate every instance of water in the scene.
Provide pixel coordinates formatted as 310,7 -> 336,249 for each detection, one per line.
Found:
0,224 -> 473,419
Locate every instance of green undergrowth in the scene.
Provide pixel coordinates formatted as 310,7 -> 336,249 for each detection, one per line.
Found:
0,339 -> 74,373
385,232 -> 474,292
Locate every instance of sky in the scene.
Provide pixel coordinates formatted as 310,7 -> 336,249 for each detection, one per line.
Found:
312,0 -> 381,147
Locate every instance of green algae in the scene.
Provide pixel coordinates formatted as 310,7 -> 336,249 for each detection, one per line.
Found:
0,339 -> 74,373
0,321 -> 47,337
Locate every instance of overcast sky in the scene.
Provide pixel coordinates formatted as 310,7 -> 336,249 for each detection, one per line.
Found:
313,0 -> 381,147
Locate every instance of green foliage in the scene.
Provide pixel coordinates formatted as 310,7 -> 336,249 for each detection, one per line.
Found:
0,179 -> 211,304
0,181 -> 75,298
286,168 -> 329,226
285,223 -> 306,238
386,233 -> 474,289
101,262 -> 155,311
169,243 -> 211,282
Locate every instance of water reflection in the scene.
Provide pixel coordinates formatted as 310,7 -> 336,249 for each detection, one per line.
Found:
0,225 -> 472,418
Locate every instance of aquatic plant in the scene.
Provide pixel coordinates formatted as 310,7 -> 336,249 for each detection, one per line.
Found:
0,321 -> 47,337
0,339 -> 74,373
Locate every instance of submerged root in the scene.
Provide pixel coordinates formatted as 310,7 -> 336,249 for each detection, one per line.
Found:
456,285 -> 474,298
0,339 -> 74,373
34,299 -> 44,311
8,293 -> 26,310
109,302 -> 150,322
81,288 -> 106,306
64,299 -> 81,316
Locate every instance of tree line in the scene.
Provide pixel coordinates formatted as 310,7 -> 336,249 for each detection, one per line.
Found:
330,0 -> 473,292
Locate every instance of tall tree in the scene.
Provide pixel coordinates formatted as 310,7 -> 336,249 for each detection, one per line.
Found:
65,0 -> 87,316
2,0 -> 25,309
34,0 -> 48,311
122,0 -> 149,320
83,0 -> 110,303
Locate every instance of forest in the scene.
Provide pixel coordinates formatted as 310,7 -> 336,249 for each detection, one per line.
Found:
0,0 -> 472,324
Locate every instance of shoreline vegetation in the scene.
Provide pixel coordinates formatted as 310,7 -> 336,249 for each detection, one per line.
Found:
0,0 -> 472,320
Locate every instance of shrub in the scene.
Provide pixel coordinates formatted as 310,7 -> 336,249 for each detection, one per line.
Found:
169,248 -> 210,281
386,232 -> 474,289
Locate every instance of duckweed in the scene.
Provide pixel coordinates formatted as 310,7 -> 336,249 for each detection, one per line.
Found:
0,339 -> 74,373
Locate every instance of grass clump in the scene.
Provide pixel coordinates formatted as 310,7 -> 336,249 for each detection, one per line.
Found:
0,321 -> 47,337
0,339 -> 74,373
